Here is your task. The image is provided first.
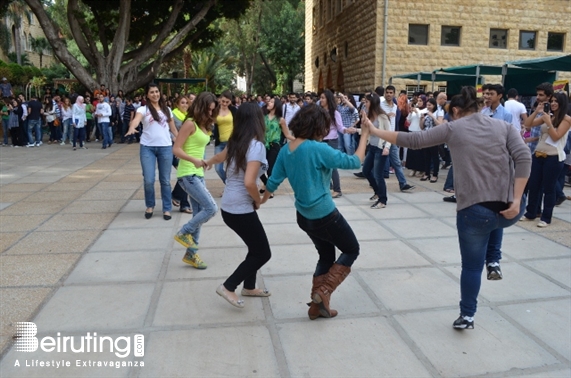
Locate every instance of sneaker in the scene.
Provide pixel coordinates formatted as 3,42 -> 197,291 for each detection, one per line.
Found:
537,220 -> 549,228
353,171 -> 365,178
95,139 -> 99,142
443,195 -> 457,203
486,262 -> 502,280
182,251 -> 207,269
370,200 -> 386,209
81,146 -> 87,149
555,197 -> 566,206
400,184 -> 415,192
369,194 -> 378,201
26,143 -> 35,148
453,315 -> 474,329
519,216 -> 533,222
38,141 -> 42,146
174,233 -> 199,249
60,141 -> 65,145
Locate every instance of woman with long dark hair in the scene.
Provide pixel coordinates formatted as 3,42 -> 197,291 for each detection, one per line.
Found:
259,96 -> 295,193
319,89 -> 356,198
213,90 -> 237,183
521,92 -> 571,227
172,92 -> 219,269
43,97 -> 58,144
361,93 -> 391,209
207,103 -> 272,308
405,95 -> 427,176
171,95 -> 192,214
126,83 -> 178,220
366,86 -> 531,329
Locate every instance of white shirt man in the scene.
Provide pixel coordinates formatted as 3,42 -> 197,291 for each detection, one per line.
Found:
504,88 -> 528,132
380,97 -> 397,131
283,93 -> 300,127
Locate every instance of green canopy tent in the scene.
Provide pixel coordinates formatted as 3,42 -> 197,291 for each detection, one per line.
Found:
507,54 -> 571,72
389,71 -> 481,96
439,64 -> 556,96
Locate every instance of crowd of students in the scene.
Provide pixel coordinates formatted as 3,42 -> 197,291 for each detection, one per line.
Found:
3,81 -> 569,330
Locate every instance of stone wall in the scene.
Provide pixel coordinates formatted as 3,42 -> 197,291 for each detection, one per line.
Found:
306,0 -> 571,93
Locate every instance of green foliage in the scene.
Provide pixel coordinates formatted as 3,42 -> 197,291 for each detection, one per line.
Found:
8,62 -> 26,84
22,65 -> 34,78
7,52 -> 31,66
260,0 -> 304,93
0,59 -> 7,67
41,63 -> 71,82
0,66 -> 12,82
188,46 -> 235,93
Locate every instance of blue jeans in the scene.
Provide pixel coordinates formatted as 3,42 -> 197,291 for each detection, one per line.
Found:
555,164 -> 569,200
100,122 -> 113,147
456,200 -> 525,317
525,155 -> 564,223
385,144 -> 407,188
444,165 -> 454,191
178,175 -> 218,245
363,145 -> 388,204
140,145 -> 173,212
27,119 -> 41,144
215,142 -> 227,183
73,127 -> 86,147
2,119 -> 9,144
297,209 -> 360,277
337,131 -> 355,155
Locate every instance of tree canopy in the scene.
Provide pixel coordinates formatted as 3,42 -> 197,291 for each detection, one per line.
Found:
22,0 -> 249,94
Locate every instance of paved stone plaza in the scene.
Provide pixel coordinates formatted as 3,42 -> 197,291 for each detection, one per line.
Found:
0,144 -> 570,377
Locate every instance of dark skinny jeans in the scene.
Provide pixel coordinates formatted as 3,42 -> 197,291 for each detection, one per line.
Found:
222,210 -> 272,292
296,209 -> 360,277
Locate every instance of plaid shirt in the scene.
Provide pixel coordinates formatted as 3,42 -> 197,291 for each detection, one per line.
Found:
528,115 -> 542,153
337,104 -> 358,128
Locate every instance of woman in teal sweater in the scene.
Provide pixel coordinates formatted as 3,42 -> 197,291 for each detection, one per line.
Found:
262,104 -> 370,320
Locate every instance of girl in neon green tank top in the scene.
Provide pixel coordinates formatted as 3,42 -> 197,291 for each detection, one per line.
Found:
172,92 -> 220,269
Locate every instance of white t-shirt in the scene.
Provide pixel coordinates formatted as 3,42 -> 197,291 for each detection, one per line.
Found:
221,139 -> 267,214
504,99 -> 527,131
283,103 -> 300,127
380,100 -> 396,131
137,106 -> 174,147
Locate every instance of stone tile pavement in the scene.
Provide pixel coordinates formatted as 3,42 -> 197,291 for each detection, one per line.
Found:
0,143 -> 570,377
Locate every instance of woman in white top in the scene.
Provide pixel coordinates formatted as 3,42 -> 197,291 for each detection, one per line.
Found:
126,84 -> 178,220
521,92 -> 571,227
72,96 -> 87,150
206,102 -> 271,308
405,95 -> 427,176
60,97 -> 73,145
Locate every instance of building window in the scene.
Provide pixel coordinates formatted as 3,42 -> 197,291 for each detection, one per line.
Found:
519,31 -> 537,50
406,85 -> 426,97
335,0 -> 342,15
438,86 -> 447,93
330,47 -> 337,63
319,0 -> 323,28
489,29 -> 508,49
327,0 -> 333,22
547,32 -> 565,52
312,6 -> 317,34
315,56 -> 319,69
408,24 -> 429,45
441,26 -> 461,46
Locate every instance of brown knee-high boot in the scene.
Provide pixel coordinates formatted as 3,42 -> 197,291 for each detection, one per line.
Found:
312,263 -> 350,318
307,275 -> 338,320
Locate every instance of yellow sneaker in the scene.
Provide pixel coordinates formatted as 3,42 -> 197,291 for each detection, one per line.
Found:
174,233 -> 199,249
182,251 -> 207,269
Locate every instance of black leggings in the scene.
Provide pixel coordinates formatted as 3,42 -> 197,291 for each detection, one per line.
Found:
221,209 -> 272,291
423,146 -> 440,177
260,142 -> 280,185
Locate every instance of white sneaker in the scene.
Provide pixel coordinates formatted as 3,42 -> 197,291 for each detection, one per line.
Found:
537,221 -> 549,228
26,143 -> 35,148
519,216 -> 532,222
35,142 -> 41,147
60,141 -> 65,145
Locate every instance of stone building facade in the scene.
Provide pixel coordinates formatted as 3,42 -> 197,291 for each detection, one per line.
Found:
305,0 -> 571,94
1,8 -> 55,68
